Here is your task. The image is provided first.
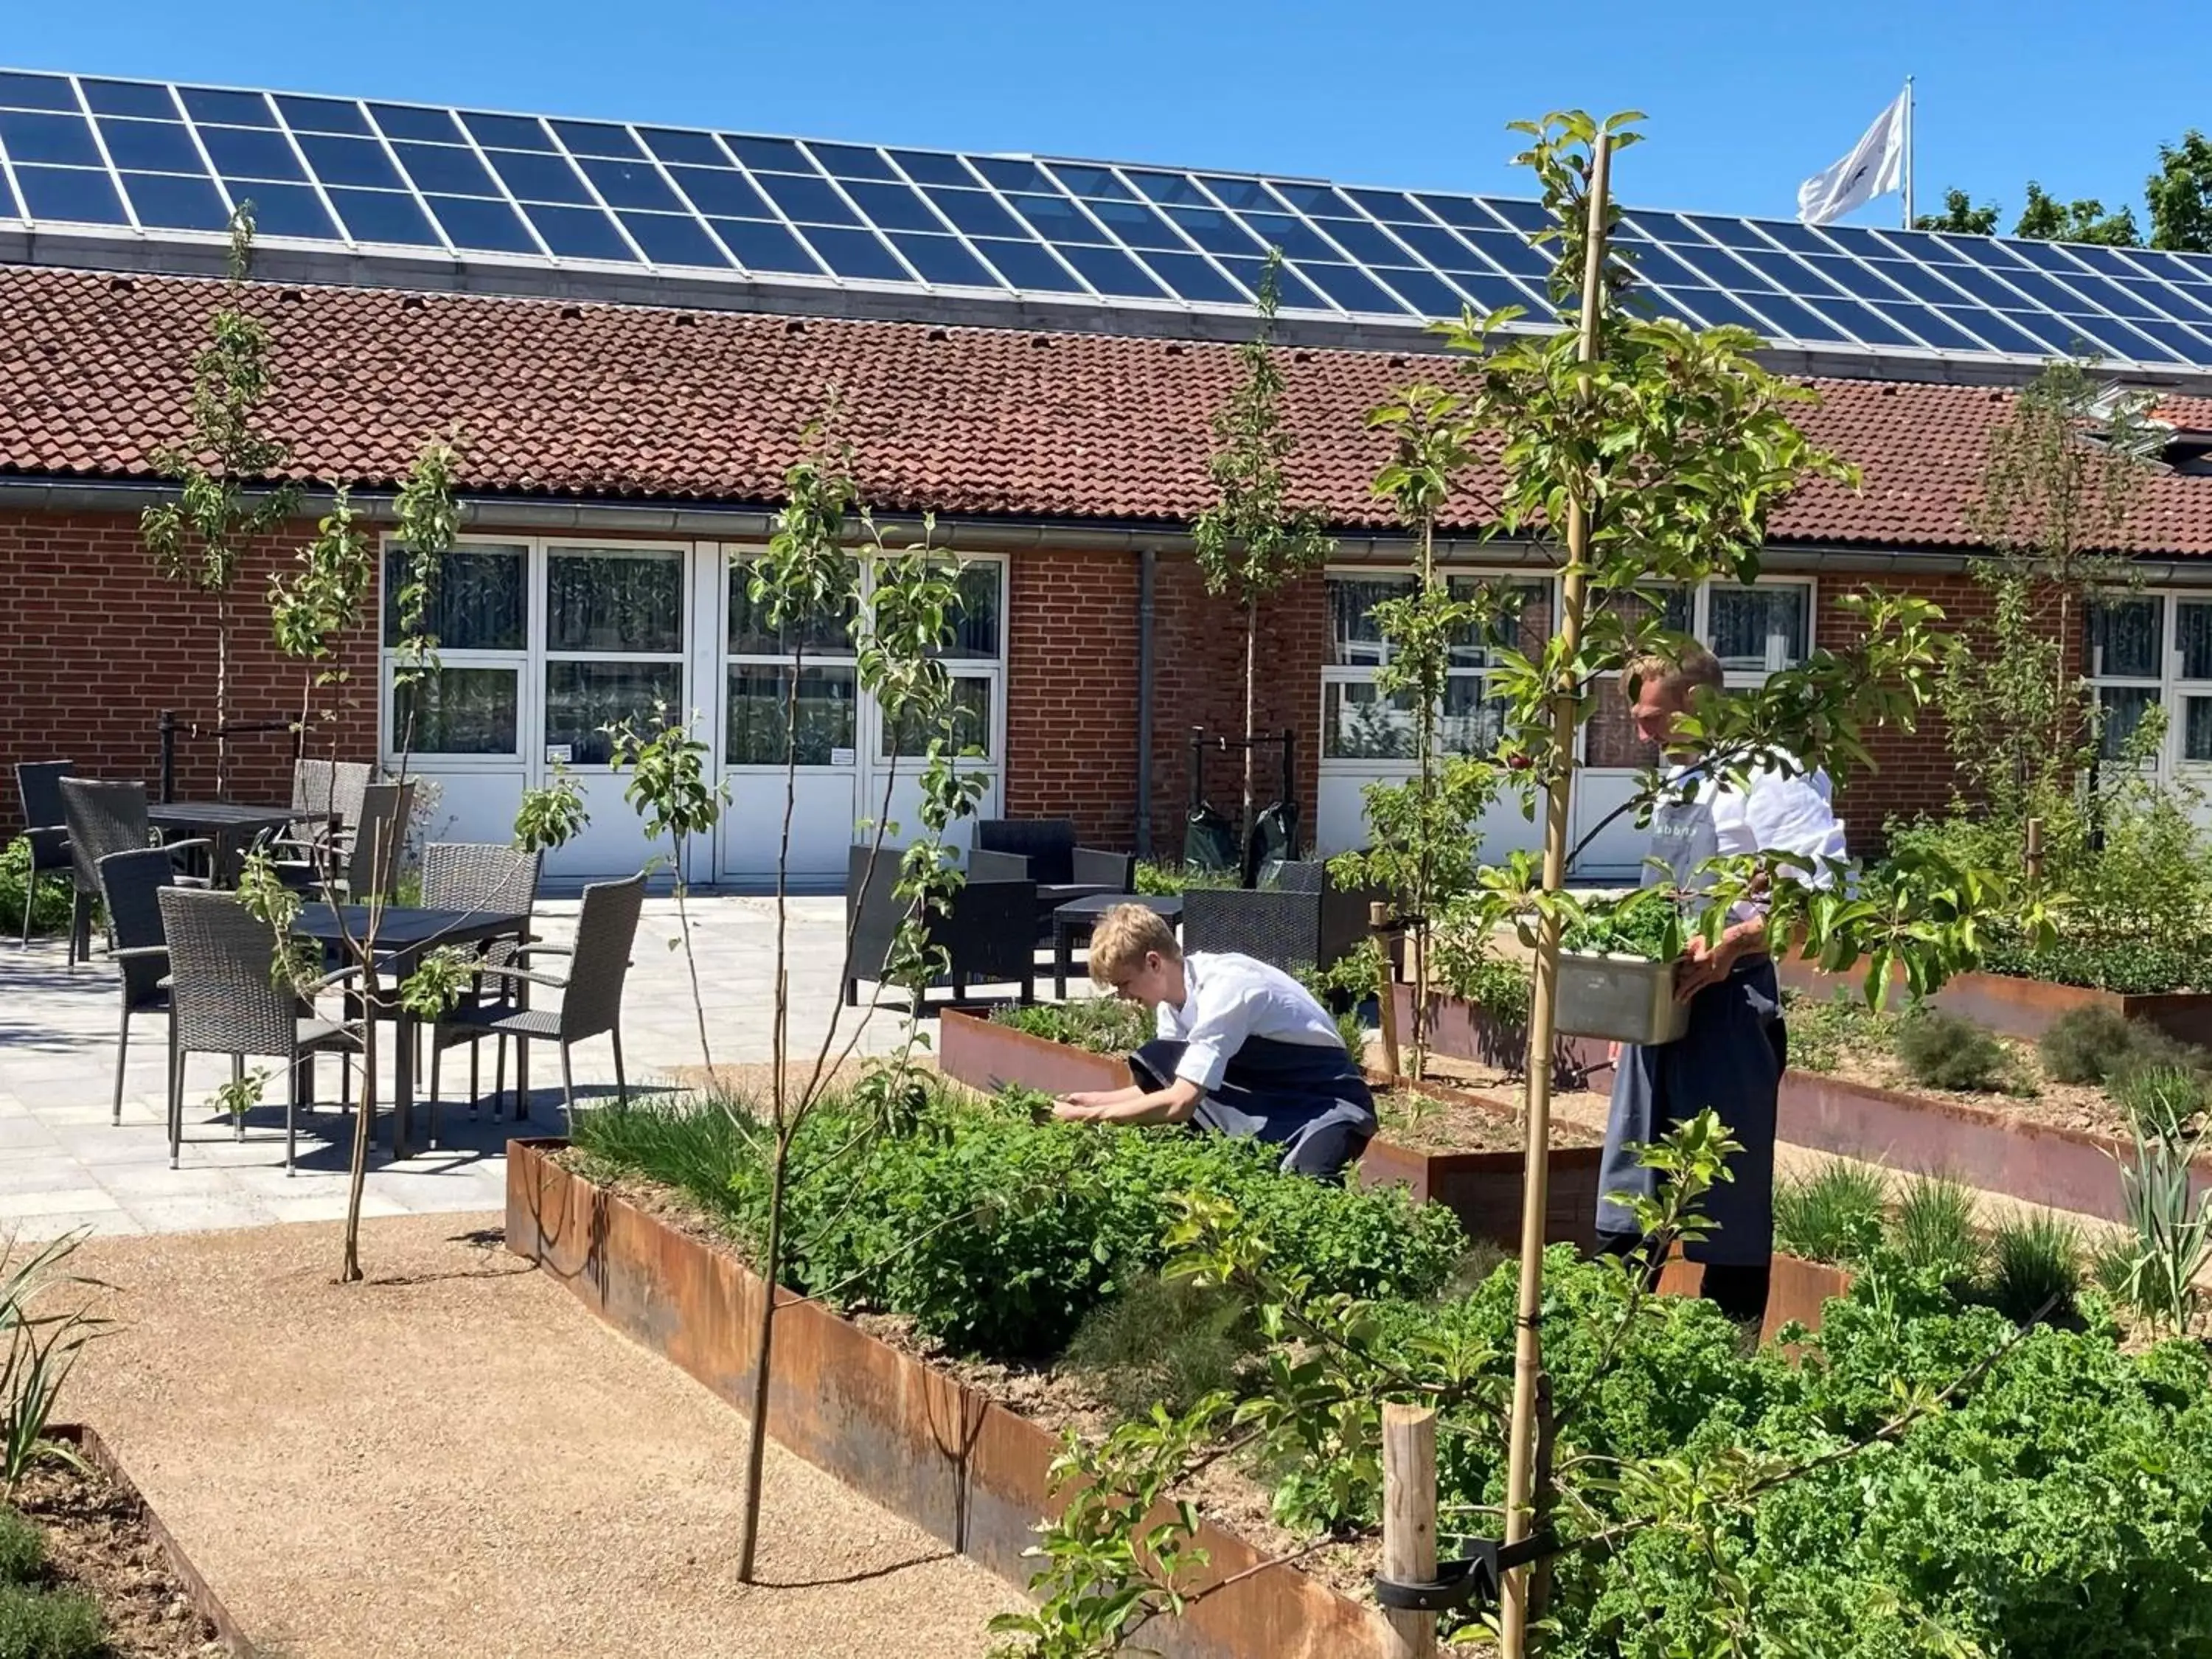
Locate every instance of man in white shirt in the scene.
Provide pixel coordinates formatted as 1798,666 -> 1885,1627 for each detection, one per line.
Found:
1051,905 -> 1377,1180
1595,644 -> 1846,1325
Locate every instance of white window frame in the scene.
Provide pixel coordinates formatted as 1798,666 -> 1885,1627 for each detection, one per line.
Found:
719,549 -> 863,773
2084,587 -> 2212,779
378,533 -> 533,767
538,538 -> 692,771
1317,566 -> 1551,773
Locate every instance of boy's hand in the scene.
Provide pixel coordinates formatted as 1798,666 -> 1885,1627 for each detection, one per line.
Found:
1052,1094 -> 1102,1120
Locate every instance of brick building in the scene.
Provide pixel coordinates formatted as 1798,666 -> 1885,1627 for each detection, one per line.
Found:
8,71 -> 2212,885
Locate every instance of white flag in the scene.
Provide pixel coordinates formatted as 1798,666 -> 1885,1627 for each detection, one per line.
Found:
1796,89 -> 1908,226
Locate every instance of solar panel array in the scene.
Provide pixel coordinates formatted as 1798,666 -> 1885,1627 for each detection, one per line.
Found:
10,67 -> 2212,371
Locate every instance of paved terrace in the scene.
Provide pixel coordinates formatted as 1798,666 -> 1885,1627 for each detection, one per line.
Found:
0,895 -> 914,1239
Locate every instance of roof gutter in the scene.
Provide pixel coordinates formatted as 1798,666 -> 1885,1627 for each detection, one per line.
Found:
7,476 -> 2212,583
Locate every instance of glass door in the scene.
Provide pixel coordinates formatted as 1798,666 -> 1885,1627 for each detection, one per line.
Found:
858,559 -> 1005,859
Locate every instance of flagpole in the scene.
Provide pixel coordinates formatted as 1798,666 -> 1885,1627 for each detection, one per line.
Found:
1902,75 -> 1915,227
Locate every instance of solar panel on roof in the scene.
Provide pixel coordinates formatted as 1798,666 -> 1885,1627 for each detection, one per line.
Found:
7,66 -> 2212,372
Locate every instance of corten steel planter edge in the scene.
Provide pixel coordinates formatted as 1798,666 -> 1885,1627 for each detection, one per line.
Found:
504,1138 -> 1394,1659
1777,957 -> 2212,1047
46,1424 -> 256,1656
1653,1253 -> 1855,1346
1358,1071 -> 1605,1252
1389,984 -> 1616,1090
937,1008 -> 1130,1098
1775,1069 -> 2212,1225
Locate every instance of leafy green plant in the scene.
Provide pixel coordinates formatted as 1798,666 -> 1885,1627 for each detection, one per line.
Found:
1888,1172 -> 1983,1284
1063,1276 -> 1258,1420
1559,887 -> 1682,963
0,1579 -> 102,1659
0,1234 -> 111,1494
1773,1162 -> 1889,1266
209,1067 -> 270,1140
991,999 -> 1155,1057
1986,1212 -> 2082,1324
2104,1096 -> 2212,1335
512,761 -> 588,853
2111,1065 -> 2209,1138
1133,861 -> 1238,896
0,842 -> 70,940
1893,1009 -> 2014,1092
605,701 -> 730,1077
0,1512 -> 42,1586
2039,1004 -> 2149,1085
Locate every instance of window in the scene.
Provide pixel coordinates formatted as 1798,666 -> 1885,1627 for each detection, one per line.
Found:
1321,573 -> 1548,762
2177,599 -> 2212,763
725,557 -> 859,767
1585,580 -> 1812,769
877,562 -> 1003,757
543,545 -> 686,764
382,540 -> 527,756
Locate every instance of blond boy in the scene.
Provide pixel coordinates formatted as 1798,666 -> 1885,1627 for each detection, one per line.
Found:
1051,905 -> 1375,1181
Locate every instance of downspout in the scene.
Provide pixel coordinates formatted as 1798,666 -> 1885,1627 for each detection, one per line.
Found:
1135,547 -> 1156,859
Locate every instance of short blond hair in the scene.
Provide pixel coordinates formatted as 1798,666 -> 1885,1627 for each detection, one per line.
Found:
1626,644 -> 1725,703
1088,903 -> 1181,987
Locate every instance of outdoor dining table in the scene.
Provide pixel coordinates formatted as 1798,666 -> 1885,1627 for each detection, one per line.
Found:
1051,891 -> 1183,1000
148,801 -> 321,887
289,902 -> 531,1159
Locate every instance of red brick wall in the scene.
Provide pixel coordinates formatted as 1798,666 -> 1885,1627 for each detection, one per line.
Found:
0,509 -> 378,835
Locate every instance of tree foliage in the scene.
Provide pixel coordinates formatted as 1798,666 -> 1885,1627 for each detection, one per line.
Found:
1913,188 -> 1998,236
1916,127 -> 2212,253
2014,181 -> 2140,247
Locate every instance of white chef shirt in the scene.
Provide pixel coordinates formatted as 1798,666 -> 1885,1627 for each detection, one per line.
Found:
1155,951 -> 1347,1093
1653,756 -> 1846,919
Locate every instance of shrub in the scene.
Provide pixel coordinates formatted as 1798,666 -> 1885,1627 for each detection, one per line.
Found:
1987,1213 -> 2082,1324
2037,1004 -> 2139,1085
0,841 -> 70,940
1133,861 -> 1238,895
2111,1065 -> 2209,1139
0,1579 -> 101,1659
1887,1172 -> 1982,1284
1773,1163 -> 1888,1265
990,998 -> 1154,1057
1980,931 -> 2212,996
0,1512 -> 43,1587
1063,1276 -> 1258,1419
1893,1009 -> 2012,1092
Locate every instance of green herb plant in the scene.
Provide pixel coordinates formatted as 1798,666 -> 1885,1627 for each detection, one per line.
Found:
511,761 -> 588,854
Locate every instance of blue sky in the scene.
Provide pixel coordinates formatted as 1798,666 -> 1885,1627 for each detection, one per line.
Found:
6,1 -> 2202,229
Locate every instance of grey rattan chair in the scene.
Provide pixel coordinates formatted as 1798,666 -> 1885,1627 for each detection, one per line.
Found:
263,759 -> 372,887
58,779 -> 211,969
96,847 -> 175,1127
13,760 -> 72,950
417,842 -> 542,1137
157,887 -> 364,1172
333,781 -> 414,903
430,871 -> 643,1129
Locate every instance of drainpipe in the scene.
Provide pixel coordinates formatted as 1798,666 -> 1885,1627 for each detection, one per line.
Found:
1135,548 -> 1157,859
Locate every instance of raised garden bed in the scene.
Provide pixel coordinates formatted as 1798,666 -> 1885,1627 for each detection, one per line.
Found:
504,1138 -> 1394,1659
939,1006 -> 1128,1096
1778,957 -> 2212,1047
1653,1252 -> 1857,1345
1776,1068 -> 2212,1224
31,1425 -> 250,1657
1359,1076 -> 1606,1252
1388,984 -> 1615,1088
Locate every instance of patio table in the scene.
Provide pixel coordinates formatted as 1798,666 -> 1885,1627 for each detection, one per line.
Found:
147,801 -> 323,886
290,902 -> 530,1158
1051,892 -> 1183,1000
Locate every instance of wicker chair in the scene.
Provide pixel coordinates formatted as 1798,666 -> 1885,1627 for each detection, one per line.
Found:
1180,860 -> 1379,976
95,848 -> 176,1128
262,759 -> 372,888
156,887 -> 364,1172
333,781 -> 414,903
844,845 -> 1037,1006
974,818 -> 1136,938
58,779 -> 210,969
417,843 -> 543,1136
429,871 -> 643,1130
13,760 -> 72,950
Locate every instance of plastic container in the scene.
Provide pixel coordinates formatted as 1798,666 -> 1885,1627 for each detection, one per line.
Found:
1554,951 -> 1691,1046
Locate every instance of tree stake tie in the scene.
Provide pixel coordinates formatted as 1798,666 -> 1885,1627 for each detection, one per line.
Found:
1374,1531 -> 1561,1615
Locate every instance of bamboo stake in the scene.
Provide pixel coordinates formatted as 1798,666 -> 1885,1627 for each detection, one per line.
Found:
1381,1403 -> 1438,1659
1371,900 -> 1402,1082
1500,131 -> 1613,1659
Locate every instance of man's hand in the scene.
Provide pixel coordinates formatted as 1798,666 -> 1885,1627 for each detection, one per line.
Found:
1052,1094 -> 1102,1121
1672,932 -> 1740,1003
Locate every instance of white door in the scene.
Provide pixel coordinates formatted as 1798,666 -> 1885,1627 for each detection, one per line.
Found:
716,549 -> 862,883
856,559 -> 1006,858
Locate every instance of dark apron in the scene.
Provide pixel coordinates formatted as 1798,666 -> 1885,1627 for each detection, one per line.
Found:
1596,783 -> 1787,1267
1130,1035 -> 1377,1181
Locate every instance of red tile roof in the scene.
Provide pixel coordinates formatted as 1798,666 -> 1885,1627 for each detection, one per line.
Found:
5,263 -> 2212,554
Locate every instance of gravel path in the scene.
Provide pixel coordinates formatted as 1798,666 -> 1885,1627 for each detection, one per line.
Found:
58,1214 -> 1023,1658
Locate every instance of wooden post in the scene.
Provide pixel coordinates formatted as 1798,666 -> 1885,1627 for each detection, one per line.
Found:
1382,1403 -> 1438,1659
1371,900 -> 1402,1082
2024,815 -> 2044,886
1501,130 -> 1613,1659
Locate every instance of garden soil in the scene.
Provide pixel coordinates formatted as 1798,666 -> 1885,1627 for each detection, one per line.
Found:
58,1214 -> 1022,1659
